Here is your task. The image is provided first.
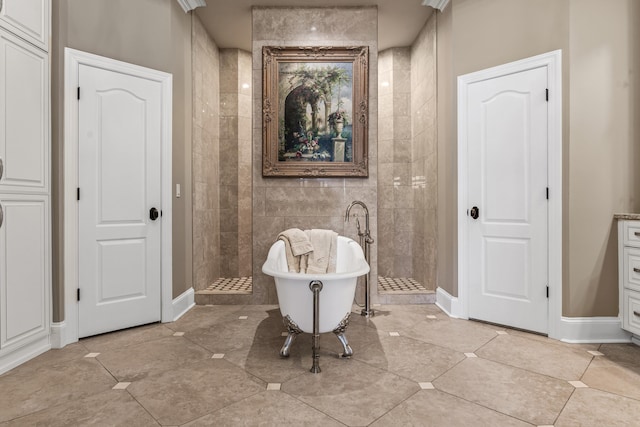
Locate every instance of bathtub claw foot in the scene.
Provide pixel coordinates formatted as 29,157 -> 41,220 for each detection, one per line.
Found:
280,315 -> 302,358
336,333 -> 353,358
333,313 -> 354,358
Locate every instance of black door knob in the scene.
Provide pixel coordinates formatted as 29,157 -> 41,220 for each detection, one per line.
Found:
150,207 -> 159,221
470,206 -> 479,220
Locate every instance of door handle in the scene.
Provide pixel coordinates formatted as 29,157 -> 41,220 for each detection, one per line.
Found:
470,206 -> 479,220
149,207 -> 159,221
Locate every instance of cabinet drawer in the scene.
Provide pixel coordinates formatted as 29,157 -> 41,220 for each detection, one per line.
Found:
623,247 -> 640,292
623,289 -> 640,336
623,221 -> 640,248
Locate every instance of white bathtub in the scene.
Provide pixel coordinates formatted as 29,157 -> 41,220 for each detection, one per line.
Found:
262,236 -> 369,362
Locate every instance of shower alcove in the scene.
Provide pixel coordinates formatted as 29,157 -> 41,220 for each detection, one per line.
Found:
193,7 -> 438,306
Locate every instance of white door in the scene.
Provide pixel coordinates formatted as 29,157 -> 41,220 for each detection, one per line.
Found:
78,63 -> 162,338
465,66 -> 549,334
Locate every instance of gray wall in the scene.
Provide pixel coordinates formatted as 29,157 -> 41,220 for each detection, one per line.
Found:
51,0 -> 193,321
436,0 -> 640,317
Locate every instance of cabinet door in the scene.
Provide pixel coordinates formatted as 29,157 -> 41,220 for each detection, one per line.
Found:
0,194 -> 50,352
0,0 -> 48,51
0,28 -> 48,193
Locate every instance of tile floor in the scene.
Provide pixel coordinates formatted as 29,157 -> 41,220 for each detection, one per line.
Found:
1,304 -> 640,426
378,277 -> 428,293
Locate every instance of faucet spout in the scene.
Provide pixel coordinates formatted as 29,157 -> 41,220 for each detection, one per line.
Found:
345,200 -> 370,235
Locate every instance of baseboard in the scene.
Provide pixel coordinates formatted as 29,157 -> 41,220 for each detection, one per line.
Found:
0,337 -> 51,375
172,287 -> 195,321
435,287 -> 464,318
559,316 -> 632,344
50,321 -> 70,349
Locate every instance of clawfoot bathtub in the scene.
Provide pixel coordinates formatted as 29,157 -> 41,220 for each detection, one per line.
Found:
262,236 -> 369,372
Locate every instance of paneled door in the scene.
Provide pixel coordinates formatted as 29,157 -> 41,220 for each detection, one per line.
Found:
464,65 -> 549,334
77,63 -> 163,338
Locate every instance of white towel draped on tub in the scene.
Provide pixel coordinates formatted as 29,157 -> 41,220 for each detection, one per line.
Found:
277,228 -> 338,274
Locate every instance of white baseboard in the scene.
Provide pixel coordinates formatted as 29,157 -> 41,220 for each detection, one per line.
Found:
436,287 -> 630,344
172,287 -> 195,321
559,316 -> 632,343
50,321 -> 70,349
435,287 -> 465,319
0,337 -> 51,375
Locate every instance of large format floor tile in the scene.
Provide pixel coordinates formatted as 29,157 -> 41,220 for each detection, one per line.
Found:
2,389 -> 159,427
126,358 -> 264,425
555,387 -> 640,426
0,304 -> 636,426
475,333 -> 593,380
82,323 -> 176,353
283,357 -> 420,426
434,357 -> 574,425
355,335 -> 465,382
404,317 -> 501,353
184,391 -> 344,426
97,336 -> 213,382
581,355 -> 640,400
0,358 -> 116,423
370,389 -> 531,427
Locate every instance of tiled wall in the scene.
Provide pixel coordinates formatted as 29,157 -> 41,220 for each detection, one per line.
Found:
378,48 -> 414,278
377,17 -> 437,291
252,7 -> 379,304
411,17 -> 437,290
219,49 -> 253,278
192,16 -> 220,290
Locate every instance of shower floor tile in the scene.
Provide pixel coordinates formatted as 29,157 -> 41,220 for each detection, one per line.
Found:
205,276 -> 252,294
378,276 -> 427,293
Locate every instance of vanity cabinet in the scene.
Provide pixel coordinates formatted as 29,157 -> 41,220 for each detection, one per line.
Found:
618,218 -> 640,344
0,0 -> 50,374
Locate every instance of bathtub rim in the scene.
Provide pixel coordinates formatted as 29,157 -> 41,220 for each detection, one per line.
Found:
261,238 -> 370,280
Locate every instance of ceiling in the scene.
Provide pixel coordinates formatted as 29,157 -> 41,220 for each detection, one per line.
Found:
195,0 -> 434,52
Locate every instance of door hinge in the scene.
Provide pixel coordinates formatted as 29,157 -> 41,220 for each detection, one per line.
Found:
77,288 -> 81,301
77,187 -> 80,201
546,286 -> 549,298
77,87 -> 80,100
546,187 -> 549,200
545,88 -> 549,102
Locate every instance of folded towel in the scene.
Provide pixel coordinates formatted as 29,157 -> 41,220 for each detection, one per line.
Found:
277,228 -> 313,273
276,228 -> 338,274
305,229 -> 338,274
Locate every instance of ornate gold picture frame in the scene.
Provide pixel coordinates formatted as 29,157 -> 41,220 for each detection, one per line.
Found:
262,46 -> 369,177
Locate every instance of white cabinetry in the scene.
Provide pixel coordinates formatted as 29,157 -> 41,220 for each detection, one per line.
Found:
0,0 -> 49,51
0,0 -> 50,374
0,28 -> 48,193
618,218 -> 640,345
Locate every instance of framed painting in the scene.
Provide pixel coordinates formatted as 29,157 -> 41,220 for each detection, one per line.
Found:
262,46 -> 369,177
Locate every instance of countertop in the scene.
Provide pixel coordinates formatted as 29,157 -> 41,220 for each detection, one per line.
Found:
614,213 -> 640,221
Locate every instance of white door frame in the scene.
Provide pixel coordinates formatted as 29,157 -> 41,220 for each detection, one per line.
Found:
457,50 -> 562,339
63,48 -> 173,345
